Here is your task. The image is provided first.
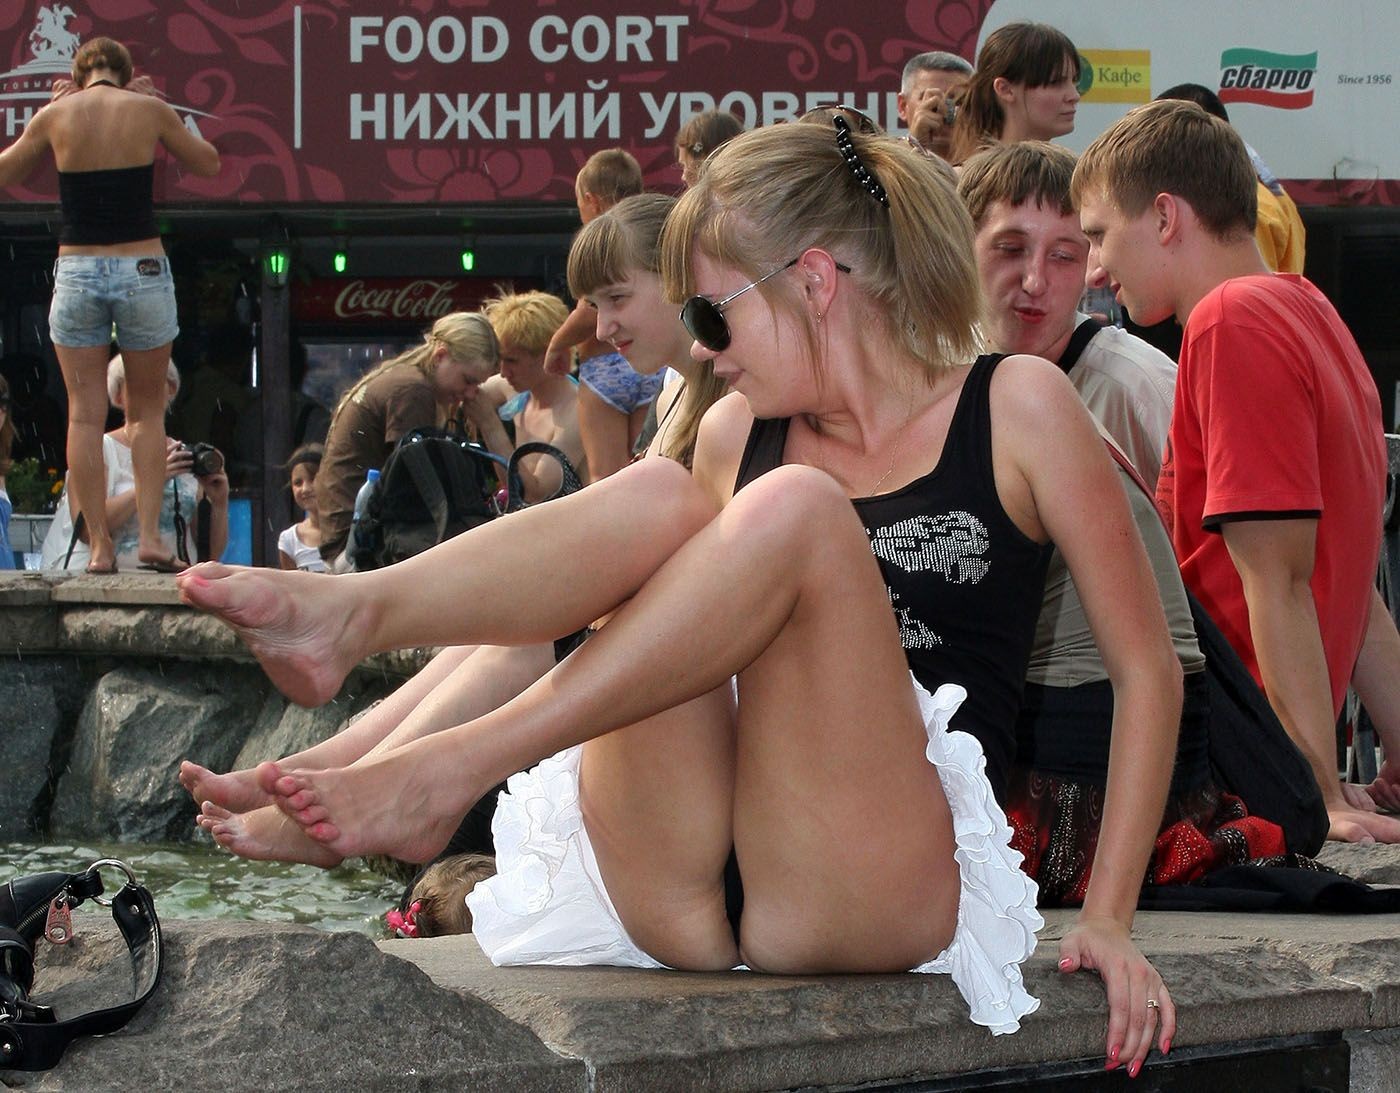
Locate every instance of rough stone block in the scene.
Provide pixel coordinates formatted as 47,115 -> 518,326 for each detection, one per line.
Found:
1,920 -> 582,1092
48,664 -> 269,842
57,605 -> 244,659
0,607 -> 59,654
232,678 -> 391,772
0,571 -> 56,605
1347,1026 -> 1400,1093
0,660 -> 78,839
1317,841 -> 1400,886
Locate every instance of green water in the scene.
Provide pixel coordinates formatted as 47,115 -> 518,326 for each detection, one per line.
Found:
0,841 -> 402,938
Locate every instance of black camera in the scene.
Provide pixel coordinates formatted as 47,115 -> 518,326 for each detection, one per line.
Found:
180,441 -> 224,477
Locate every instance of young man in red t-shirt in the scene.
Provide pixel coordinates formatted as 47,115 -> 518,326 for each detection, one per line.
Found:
1070,99 -> 1400,844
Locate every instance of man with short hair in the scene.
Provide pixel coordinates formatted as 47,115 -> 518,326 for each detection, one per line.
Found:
1072,99 -> 1400,843
1154,83 -> 1305,274
898,50 -> 973,161
958,140 -> 1175,487
472,289 -> 586,500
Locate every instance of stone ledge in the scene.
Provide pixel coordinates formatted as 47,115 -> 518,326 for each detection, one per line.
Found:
382,896 -> 1400,1092
0,571 -> 433,682
11,905 -> 1398,1092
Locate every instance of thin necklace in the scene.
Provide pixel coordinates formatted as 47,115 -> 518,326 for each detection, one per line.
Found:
812,393 -> 918,496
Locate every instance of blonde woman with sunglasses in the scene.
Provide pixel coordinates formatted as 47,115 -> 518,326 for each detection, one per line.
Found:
176,122 -> 1179,1061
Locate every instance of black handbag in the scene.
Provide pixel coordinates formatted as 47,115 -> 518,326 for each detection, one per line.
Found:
348,426 -> 583,572
0,859 -> 162,1072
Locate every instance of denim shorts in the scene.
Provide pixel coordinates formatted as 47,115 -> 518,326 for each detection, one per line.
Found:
48,255 -> 178,351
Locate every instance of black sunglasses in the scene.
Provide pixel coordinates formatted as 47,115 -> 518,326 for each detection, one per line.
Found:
680,256 -> 852,352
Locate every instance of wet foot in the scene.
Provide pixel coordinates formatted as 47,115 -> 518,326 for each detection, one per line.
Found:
179,760 -> 271,813
198,802 -> 344,868
259,747 -> 477,864
175,563 -> 364,707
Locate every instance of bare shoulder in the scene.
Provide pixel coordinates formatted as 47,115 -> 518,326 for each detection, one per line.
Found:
692,391 -> 753,504
698,390 -> 754,450
989,352 -> 1087,429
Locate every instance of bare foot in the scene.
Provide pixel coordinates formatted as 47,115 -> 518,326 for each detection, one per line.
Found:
259,747 -> 478,864
198,802 -> 345,868
175,562 -> 364,707
180,760 -> 272,813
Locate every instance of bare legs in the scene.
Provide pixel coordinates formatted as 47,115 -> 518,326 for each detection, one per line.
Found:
120,343 -> 183,568
181,643 -> 489,812
252,468 -> 960,972
54,344 -> 115,571
54,340 -> 178,571
176,458 -> 716,706
190,641 -> 556,865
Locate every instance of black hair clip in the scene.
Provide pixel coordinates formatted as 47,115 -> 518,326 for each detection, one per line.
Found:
833,115 -> 889,208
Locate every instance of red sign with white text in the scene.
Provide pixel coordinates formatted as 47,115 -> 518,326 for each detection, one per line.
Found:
0,0 -> 990,205
293,277 -> 508,324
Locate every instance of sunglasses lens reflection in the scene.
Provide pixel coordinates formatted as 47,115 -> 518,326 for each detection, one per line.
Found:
682,297 -> 730,352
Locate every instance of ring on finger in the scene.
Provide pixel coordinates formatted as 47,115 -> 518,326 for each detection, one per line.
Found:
1146,998 -> 1160,1009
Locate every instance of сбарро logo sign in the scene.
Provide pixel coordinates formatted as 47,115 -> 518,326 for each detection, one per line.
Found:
1218,48 -> 1318,109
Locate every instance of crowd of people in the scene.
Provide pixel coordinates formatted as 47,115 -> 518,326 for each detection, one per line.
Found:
2,18 -> 1395,1080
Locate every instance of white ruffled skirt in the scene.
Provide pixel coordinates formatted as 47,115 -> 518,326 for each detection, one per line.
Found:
466,675 -> 1043,1034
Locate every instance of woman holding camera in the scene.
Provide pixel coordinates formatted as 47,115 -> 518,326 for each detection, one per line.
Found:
41,356 -> 227,571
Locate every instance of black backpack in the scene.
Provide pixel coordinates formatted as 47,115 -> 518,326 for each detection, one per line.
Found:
347,427 -> 581,571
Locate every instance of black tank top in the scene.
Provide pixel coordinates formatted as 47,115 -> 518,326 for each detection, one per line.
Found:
58,164 -> 159,245
733,354 -> 1051,799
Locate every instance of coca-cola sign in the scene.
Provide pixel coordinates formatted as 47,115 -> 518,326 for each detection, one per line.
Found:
294,277 -> 514,324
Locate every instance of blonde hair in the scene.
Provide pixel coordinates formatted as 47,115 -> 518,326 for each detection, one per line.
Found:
659,121 -> 982,383
957,140 -> 1078,226
335,311 -> 498,414
107,354 -> 180,405
1071,99 -> 1258,239
408,853 -> 497,937
575,148 -> 644,207
481,289 -> 569,355
949,22 -> 1080,165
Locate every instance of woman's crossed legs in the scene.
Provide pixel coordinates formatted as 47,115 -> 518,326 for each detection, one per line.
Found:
181,462 -> 961,972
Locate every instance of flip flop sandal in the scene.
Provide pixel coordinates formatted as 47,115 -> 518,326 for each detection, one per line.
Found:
138,555 -> 186,574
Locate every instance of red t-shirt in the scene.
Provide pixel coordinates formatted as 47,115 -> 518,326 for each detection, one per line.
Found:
1156,274 -> 1386,716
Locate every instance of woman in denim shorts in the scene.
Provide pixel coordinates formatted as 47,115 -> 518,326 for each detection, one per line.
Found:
0,37 -> 219,571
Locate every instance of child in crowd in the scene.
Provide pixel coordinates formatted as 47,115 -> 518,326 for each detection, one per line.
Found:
386,853 -> 497,938
277,443 -> 325,572
673,108 -> 743,187
544,148 -> 661,482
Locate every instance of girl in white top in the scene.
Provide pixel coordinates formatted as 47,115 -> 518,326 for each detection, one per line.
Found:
277,444 -> 326,572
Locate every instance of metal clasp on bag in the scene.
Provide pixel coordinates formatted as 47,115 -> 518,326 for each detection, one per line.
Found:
83,859 -> 139,908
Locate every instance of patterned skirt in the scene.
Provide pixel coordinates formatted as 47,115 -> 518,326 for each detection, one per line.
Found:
1005,769 -> 1289,905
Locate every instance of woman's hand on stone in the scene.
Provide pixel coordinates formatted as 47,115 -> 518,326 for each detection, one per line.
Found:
1059,914 -> 1173,1078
